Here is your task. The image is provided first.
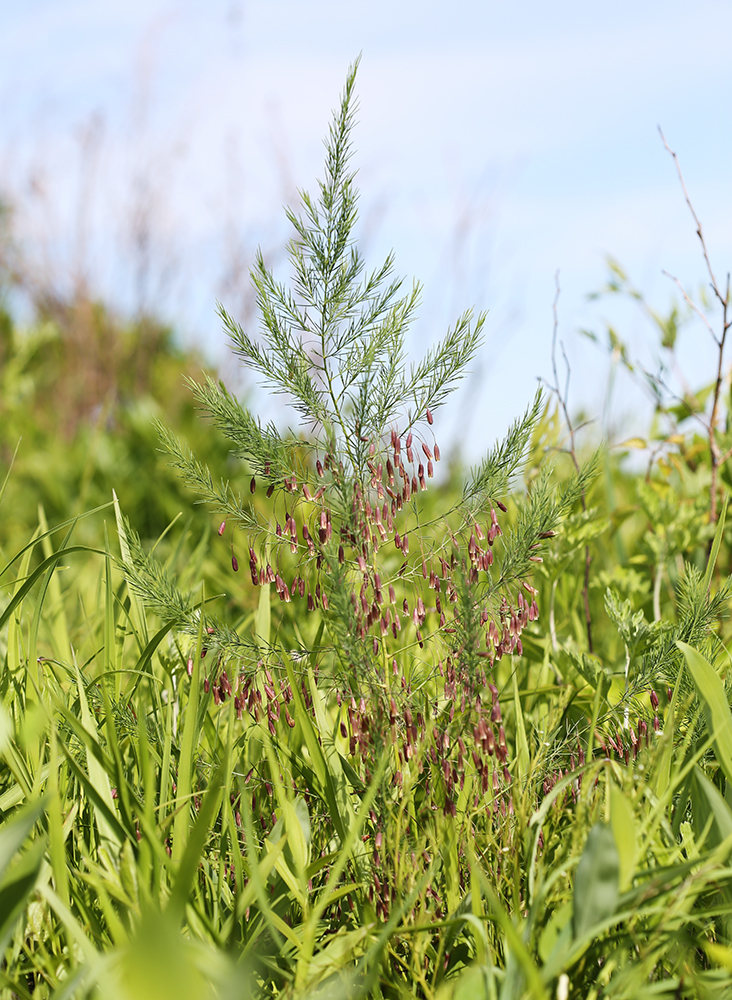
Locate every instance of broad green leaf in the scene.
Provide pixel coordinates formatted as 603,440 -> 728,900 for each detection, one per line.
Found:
452,964 -> 496,1000
689,765 -> 732,850
538,902 -> 572,964
705,941 -> 732,971
305,925 -> 371,983
0,838 -> 46,956
678,640 -> 732,785
114,908 -> 214,1000
281,796 -> 310,873
704,493 -> 727,592
610,785 -> 637,891
263,836 -> 307,910
616,437 -> 646,449
0,703 -> 10,758
0,797 -> 45,882
268,797 -> 311,909
573,821 -> 619,939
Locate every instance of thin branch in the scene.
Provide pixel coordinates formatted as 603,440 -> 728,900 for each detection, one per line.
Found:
662,269 -> 717,344
659,127 -> 724,307
661,129 -> 732,524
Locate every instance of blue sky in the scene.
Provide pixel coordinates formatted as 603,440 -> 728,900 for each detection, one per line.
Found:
2,1 -> 732,456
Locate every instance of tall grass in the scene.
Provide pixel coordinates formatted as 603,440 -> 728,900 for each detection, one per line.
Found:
4,64 -> 732,1000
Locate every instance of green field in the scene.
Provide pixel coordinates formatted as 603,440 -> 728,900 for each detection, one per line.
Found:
3,63 -> 732,999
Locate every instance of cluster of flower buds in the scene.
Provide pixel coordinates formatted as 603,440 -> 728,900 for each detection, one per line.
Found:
340,695 -> 372,759
600,716 -> 653,765
199,663 -> 296,734
483,585 -> 539,662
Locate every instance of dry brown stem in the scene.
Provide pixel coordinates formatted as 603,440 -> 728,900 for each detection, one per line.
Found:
660,128 -> 732,523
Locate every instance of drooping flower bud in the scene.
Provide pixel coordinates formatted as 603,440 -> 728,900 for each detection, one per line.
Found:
218,521 -> 226,536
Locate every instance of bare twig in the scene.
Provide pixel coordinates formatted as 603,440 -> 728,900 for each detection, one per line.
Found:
660,129 -> 732,523
659,128 -> 724,308
662,269 -> 717,342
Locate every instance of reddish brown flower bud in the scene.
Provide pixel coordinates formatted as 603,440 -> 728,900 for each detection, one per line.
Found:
231,552 -> 239,572
316,459 -> 324,477
266,484 -> 275,498
650,689 -> 659,710
218,521 -> 226,536
250,476 -> 256,494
